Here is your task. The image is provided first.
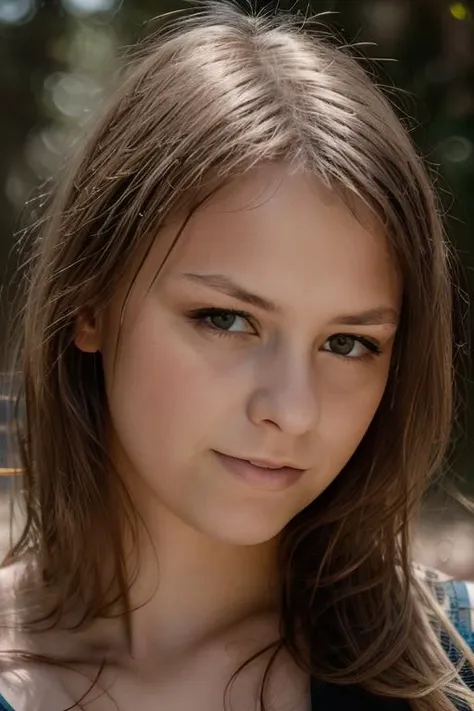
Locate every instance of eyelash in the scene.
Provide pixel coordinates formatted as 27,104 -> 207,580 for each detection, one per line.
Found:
326,335 -> 382,360
186,307 -> 257,337
185,307 -> 382,359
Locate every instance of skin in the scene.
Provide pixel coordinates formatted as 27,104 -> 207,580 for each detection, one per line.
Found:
0,163 -> 401,710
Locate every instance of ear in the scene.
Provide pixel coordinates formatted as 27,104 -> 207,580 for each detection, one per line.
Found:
74,307 -> 102,353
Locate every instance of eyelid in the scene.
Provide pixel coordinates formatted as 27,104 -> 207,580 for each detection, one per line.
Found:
346,335 -> 381,351
186,307 -> 258,335
322,334 -> 382,359
186,306 -> 385,352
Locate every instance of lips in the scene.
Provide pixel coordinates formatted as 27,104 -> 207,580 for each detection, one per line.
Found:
214,451 -> 305,491
247,458 -> 303,471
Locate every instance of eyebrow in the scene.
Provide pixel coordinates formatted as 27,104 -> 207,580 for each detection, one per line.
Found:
179,272 -> 399,326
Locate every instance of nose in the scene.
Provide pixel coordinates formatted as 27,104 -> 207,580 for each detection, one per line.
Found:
246,344 -> 319,436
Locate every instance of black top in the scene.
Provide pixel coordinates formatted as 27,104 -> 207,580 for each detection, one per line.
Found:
311,679 -> 411,709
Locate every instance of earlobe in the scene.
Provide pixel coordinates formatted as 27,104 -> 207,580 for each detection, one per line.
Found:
74,308 -> 102,353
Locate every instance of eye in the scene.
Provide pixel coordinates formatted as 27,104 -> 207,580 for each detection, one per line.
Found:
323,334 -> 381,359
186,308 -> 257,336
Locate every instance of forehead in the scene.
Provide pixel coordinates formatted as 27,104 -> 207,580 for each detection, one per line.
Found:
152,164 -> 401,316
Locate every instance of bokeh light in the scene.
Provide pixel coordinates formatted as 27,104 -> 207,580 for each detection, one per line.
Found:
61,0 -> 118,16
62,24 -> 118,73
450,3 -> 471,21
43,72 -> 104,120
440,135 -> 473,164
0,0 -> 35,24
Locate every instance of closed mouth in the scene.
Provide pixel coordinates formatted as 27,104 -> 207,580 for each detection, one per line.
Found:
217,452 -> 304,471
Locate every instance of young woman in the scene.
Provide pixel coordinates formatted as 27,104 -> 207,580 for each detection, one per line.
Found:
0,2 -> 472,710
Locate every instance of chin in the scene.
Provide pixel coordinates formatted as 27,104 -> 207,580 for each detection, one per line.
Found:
190,508 -> 291,547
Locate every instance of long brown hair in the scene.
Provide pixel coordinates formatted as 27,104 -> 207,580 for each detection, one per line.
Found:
2,2 -> 473,709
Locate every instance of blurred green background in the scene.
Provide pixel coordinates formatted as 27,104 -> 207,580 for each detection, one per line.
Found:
0,0 -> 473,566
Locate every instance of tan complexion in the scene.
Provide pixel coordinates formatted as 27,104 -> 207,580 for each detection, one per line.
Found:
1,163 -> 401,710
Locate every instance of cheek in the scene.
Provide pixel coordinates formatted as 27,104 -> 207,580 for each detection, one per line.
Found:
316,364 -> 391,476
101,306 -> 234,469
105,331 -> 197,452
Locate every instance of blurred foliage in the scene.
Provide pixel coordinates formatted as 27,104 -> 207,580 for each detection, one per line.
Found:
0,0 -> 473,479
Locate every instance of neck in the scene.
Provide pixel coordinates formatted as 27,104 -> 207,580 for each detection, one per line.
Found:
76,493 -> 281,671
127,501 -> 280,660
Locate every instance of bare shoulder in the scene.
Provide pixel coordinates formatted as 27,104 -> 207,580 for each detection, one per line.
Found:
0,667 -> 77,711
0,559 -> 44,648
0,560 -> 26,600
0,630 -> 85,711
0,560 -> 31,648
0,562 -> 78,711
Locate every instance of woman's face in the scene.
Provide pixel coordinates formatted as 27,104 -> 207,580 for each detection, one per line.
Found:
78,163 -> 401,545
